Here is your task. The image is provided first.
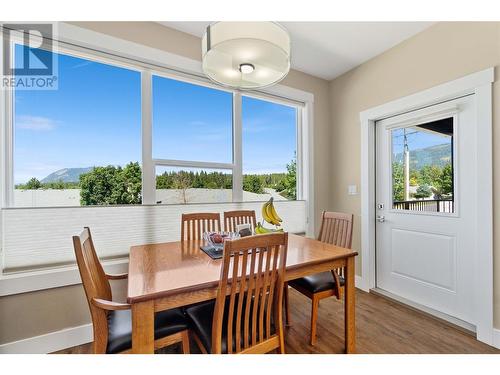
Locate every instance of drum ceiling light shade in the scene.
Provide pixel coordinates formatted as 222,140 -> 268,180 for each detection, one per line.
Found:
202,22 -> 291,89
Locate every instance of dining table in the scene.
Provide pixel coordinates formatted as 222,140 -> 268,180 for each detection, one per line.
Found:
127,233 -> 358,354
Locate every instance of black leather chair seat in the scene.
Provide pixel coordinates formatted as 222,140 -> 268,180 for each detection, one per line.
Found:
185,297 -> 275,353
289,271 -> 345,294
106,307 -> 189,354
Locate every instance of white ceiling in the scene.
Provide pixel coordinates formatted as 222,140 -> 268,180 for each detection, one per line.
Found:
159,22 -> 434,80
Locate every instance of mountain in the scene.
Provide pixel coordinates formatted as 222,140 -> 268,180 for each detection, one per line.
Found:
41,167 -> 93,183
394,143 -> 452,170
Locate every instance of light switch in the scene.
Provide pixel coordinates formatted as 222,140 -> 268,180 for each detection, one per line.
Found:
348,184 -> 358,195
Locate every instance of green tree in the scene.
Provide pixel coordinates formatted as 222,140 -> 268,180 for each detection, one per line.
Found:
409,169 -> 420,186
277,157 -> 297,200
432,163 -> 453,198
392,162 -> 404,201
419,165 -> 442,186
25,177 -> 42,190
113,162 -> 142,204
79,162 -> 142,205
172,171 -> 192,203
414,184 -> 432,199
80,165 -> 119,205
243,175 -> 264,194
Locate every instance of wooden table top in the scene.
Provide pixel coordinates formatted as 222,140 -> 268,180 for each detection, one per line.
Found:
127,233 -> 357,303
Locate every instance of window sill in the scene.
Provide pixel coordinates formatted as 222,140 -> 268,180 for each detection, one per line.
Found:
0,258 -> 129,297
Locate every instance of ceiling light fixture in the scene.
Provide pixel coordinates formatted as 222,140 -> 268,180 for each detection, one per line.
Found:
202,22 -> 291,89
239,63 -> 255,74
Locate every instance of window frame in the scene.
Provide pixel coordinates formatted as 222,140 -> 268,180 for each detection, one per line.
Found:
3,39 -> 305,208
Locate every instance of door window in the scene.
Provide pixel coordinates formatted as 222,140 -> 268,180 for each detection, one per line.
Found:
391,117 -> 454,213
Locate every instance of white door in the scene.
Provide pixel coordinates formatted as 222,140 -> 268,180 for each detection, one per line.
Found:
375,95 -> 476,325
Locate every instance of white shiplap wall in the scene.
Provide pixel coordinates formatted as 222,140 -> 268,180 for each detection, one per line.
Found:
1,200 -> 306,272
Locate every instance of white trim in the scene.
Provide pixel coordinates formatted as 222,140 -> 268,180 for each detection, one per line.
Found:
360,68 -> 494,123
359,67 -> 494,346
304,102 -> 314,237
473,83 -> 494,344
232,92 -> 243,202
153,159 -> 234,170
0,258 -> 128,296
355,275 -> 368,291
0,323 -> 92,354
141,70 -> 155,205
493,329 -> 500,349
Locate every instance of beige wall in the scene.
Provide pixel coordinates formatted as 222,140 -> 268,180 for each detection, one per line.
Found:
329,22 -> 500,327
0,22 -> 332,345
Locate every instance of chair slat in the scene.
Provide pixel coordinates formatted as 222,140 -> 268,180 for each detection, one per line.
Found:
251,249 -> 265,346
235,249 -> 248,352
243,248 -> 257,349
181,213 -> 221,241
258,246 -> 273,341
226,252 -> 240,353
223,210 -> 257,232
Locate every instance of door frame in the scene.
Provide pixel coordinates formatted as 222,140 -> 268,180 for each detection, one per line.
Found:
358,68 -> 494,345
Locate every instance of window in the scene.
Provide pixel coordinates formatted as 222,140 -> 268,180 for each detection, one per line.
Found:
4,43 -> 304,208
13,44 -> 141,207
242,96 -> 297,201
391,117 -> 454,213
152,75 -> 233,163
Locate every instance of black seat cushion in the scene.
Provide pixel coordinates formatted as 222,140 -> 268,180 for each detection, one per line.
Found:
289,271 -> 345,294
185,297 -> 274,353
106,307 -> 189,354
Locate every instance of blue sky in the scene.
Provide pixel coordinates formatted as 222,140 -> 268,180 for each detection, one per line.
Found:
14,46 -> 296,184
392,127 -> 451,156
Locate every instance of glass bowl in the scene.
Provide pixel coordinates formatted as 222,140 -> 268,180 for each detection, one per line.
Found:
203,231 -> 240,249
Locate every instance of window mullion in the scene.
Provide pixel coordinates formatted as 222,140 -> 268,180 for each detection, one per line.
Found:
296,107 -> 303,201
141,70 -> 155,205
232,92 -> 243,202
2,40 -> 15,208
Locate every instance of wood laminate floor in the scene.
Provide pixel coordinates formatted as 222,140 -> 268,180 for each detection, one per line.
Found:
54,289 -> 499,354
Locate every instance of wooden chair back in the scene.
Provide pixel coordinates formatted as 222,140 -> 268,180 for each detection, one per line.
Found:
317,211 -> 353,280
181,212 -> 221,241
212,232 -> 288,354
317,211 -> 353,249
223,210 -> 257,232
73,227 -> 111,352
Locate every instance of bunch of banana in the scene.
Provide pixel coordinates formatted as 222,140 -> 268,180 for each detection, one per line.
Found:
255,222 -> 284,234
261,197 -> 283,226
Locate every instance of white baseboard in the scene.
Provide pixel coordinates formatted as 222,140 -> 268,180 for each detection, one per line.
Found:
355,275 -> 369,292
0,323 -> 92,354
493,328 -> 500,349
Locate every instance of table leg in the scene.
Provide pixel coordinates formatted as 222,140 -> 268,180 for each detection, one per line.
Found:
344,256 -> 356,353
132,300 -> 155,354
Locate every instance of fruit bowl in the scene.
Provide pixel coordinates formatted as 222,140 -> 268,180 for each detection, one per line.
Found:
203,231 -> 240,249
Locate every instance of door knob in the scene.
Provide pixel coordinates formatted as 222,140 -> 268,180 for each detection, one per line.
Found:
376,215 -> 385,223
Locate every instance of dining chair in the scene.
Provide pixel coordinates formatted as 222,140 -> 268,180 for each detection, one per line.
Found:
73,227 -> 191,354
186,232 -> 289,354
181,212 -> 222,241
286,211 -> 353,345
223,210 -> 257,232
